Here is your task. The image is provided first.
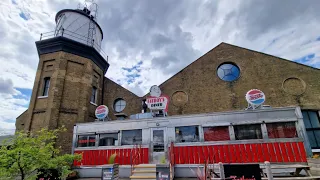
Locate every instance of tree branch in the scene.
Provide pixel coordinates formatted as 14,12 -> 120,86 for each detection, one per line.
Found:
17,151 -> 25,180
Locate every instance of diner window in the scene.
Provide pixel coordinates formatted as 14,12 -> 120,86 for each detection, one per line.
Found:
121,129 -> 142,145
42,77 -> 50,96
234,124 -> 262,140
204,126 -> 230,141
267,122 -> 297,138
90,86 -> 97,104
175,126 -> 199,143
99,133 -> 118,146
77,135 -> 96,147
302,110 -> 320,149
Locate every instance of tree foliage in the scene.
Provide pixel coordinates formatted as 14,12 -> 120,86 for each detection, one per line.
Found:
0,128 -> 81,180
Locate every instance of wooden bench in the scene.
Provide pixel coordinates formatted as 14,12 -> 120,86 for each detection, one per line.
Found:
261,164 -> 312,177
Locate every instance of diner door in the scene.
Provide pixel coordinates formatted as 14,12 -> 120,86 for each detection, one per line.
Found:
151,127 -> 166,164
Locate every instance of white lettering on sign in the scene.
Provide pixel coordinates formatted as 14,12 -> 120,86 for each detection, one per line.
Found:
146,96 -> 169,112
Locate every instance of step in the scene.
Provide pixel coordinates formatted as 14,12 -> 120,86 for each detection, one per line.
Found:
133,170 -> 157,173
134,164 -> 156,168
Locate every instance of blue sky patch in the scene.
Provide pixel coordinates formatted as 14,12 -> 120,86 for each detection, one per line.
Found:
4,119 -> 16,123
19,12 -> 29,21
121,61 -> 143,73
122,61 -> 143,84
126,74 -> 141,84
11,0 -> 17,4
14,88 -> 32,107
294,53 -> 315,64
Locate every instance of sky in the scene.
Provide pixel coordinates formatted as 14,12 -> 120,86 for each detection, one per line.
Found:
0,0 -> 320,135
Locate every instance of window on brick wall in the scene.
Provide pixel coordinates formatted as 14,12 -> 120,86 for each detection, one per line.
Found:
90,86 -> 97,104
302,110 -> 320,149
266,122 -> 297,138
42,77 -> 50,96
203,126 -> 230,141
77,135 -> 96,147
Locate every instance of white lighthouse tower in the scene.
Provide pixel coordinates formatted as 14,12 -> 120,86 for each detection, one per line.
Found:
54,2 -> 103,52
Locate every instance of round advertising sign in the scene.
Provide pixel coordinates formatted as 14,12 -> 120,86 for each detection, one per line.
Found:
95,105 -> 109,119
245,89 -> 265,106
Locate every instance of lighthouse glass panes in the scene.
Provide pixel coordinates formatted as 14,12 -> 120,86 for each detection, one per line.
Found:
114,98 -> 126,112
217,63 -> 240,82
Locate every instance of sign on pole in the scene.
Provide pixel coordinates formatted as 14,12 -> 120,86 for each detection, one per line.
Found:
245,89 -> 265,110
146,85 -> 169,113
95,105 -> 109,120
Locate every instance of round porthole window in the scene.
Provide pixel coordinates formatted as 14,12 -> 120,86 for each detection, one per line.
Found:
217,63 -> 240,82
113,98 -> 126,112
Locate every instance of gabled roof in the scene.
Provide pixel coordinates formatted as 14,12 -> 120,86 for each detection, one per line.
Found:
141,42 -> 319,97
111,42 -> 319,97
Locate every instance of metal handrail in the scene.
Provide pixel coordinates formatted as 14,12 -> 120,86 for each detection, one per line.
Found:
39,28 -> 108,62
130,144 -> 142,175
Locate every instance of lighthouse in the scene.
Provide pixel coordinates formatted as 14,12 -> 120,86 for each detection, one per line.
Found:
16,2 -> 109,154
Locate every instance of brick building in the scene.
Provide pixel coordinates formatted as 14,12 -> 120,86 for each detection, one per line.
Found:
16,7 -> 320,154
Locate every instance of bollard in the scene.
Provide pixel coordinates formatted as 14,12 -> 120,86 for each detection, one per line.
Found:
219,162 -> 225,180
265,161 -> 273,180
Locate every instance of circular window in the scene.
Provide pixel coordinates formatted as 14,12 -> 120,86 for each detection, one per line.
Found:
171,91 -> 188,107
217,63 -> 240,82
113,98 -> 126,112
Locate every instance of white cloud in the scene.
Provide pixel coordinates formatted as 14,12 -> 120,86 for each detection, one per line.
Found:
0,0 -> 320,134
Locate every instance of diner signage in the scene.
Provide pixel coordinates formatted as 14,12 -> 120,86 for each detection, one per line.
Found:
146,85 -> 169,112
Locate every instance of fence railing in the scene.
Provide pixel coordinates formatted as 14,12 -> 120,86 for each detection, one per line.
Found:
130,144 -> 142,175
39,28 -> 108,62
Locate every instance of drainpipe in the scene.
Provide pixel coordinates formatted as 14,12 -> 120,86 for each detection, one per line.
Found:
101,56 -> 108,105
